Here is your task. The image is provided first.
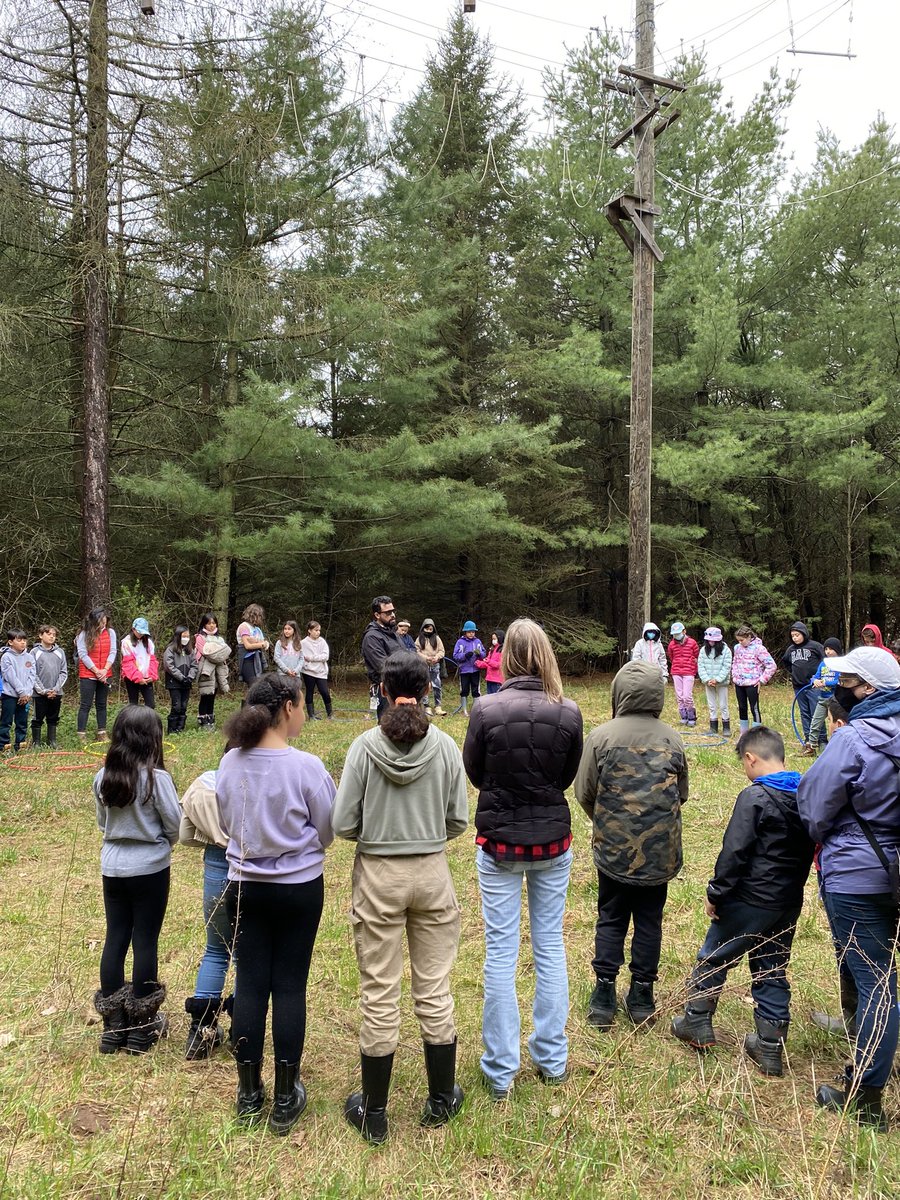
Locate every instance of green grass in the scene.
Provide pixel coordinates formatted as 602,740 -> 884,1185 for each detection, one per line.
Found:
0,679 -> 898,1199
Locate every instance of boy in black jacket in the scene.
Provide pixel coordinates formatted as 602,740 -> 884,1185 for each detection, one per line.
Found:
782,621 -> 825,756
672,727 -> 815,1076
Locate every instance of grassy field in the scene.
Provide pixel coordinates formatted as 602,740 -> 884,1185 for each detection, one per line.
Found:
0,677 -> 897,1200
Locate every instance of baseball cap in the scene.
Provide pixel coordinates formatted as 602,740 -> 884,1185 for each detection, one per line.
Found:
132,617 -> 150,636
670,622 -> 685,636
827,647 -> 900,691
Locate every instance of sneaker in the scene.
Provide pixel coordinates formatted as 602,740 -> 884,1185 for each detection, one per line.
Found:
587,979 -> 617,1030
537,1068 -> 569,1086
482,1075 -> 512,1102
433,706 -> 447,717
795,744 -> 816,758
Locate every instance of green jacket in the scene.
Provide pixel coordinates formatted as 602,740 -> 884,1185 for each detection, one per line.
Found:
575,661 -> 689,885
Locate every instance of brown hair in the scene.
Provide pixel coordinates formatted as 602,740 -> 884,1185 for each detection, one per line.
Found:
501,619 -> 563,703
242,603 -> 265,627
380,652 -> 430,743
280,620 -> 302,651
735,624 -> 755,640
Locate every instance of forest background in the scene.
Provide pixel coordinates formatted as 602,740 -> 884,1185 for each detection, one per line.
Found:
1,0 -> 898,666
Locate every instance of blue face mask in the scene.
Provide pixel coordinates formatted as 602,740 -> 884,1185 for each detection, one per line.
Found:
645,632 -> 658,641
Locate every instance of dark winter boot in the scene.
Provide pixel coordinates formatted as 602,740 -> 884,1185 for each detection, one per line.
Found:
306,703 -> 315,720
93,985 -> 131,1054
421,1039 -> 464,1127
269,1061 -> 307,1135
125,983 -> 168,1055
624,979 -> 657,1027
709,719 -> 719,735
235,1060 -> 266,1126
30,722 -> 42,748
816,1082 -> 888,1132
184,996 -> 225,1061
672,999 -> 717,1050
744,1015 -> 787,1077
344,1051 -> 394,1145
677,704 -> 688,726
687,705 -> 697,728
587,979 -> 617,1030
721,720 -> 731,737
46,722 -> 59,748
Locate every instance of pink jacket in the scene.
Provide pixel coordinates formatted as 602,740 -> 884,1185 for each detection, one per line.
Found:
731,638 -> 776,687
667,636 -> 699,676
476,645 -> 504,685
120,636 -> 160,684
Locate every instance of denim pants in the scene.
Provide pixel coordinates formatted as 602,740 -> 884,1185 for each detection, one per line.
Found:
0,694 -> 28,749
426,663 -> 442,706
477,847 -> 572,1090
795,685 -> 823,744
822,890 -> 899,1088
486,681 -> 502,695
689,900 -> 802,1025
193,847 -> 234,999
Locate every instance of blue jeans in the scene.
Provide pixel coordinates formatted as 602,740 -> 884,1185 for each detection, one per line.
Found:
193,848 -> 234,999
477,847 -> 572,1090
689,900 -> 802,1026
823,890 -> 899,1088
486,681 -> 502,695
795,685 -> 823,744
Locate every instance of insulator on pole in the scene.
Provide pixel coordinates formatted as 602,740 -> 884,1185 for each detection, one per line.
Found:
463,1 -> 476,13
140,2 -> 155,15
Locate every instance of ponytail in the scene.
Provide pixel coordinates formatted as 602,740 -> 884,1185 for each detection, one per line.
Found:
380,652 -> 430,743
223,672 -> 302,750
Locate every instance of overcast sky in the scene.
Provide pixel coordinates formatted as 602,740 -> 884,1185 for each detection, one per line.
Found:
323,0 -> 896,173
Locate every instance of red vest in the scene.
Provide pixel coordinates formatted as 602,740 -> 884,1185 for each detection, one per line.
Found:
79,628 -> 111,680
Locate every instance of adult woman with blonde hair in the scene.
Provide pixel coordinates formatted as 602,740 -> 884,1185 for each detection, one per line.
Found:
462,619 -> 584,1100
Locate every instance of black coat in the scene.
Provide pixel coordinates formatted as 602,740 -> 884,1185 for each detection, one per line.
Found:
463,676 -> 584,846
361,621 -> 402,684
707,782 -> 815,910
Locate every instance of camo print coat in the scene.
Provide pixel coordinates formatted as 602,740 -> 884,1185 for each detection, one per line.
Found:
575,661 -> 688,885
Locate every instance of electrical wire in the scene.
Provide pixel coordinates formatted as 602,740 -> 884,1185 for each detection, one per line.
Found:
657,160 -> 900,211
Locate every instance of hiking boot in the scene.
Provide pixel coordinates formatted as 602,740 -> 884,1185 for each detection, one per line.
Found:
537,1068 -> 569,1085
125,984 -> 168,1055
816,1083 -> 888,1132
796,743 -> 815,758
587,979 -> 617,1030
433,706 -> 447,717
235,1060 -> 265,1126
624,979 -> 657,1027
344,1051 -> 393,1145
672,1002 -> 717,1051
269,1061 -> 307,1135
184,996 -> 225,1061
421,1039 -> 464,1127
77,732 -> 88,746
743,1015 -> 787,1077
94,985 -> 131,1054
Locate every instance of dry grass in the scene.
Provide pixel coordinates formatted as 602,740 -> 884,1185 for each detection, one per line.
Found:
0,679 -> 898,1199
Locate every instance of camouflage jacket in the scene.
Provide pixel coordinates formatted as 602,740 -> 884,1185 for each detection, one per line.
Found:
575,661 -> 688,885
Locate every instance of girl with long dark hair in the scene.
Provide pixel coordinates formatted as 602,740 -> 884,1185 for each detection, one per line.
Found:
415,618 -> 446,715
697,627 -> 733,736
274,620 -> 304,680
75,607 -> 118,742
92,706 -> 180,1054
216,674 -> 335,1135
195,613 -> 231,730
163,624 -> 198,734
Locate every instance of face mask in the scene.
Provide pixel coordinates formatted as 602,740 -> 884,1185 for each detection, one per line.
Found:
181,636 -> 190,647
833,686 -> 863,714
645,632 -> 658,641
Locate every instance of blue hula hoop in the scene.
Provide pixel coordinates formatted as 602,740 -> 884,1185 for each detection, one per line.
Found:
791,682 -> 814,745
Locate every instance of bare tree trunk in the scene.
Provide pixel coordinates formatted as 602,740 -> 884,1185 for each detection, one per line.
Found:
81,0 -> 110,610
212,346 -> 239,616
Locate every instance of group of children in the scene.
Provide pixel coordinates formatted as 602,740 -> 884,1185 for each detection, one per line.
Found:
393,619 -> 505,716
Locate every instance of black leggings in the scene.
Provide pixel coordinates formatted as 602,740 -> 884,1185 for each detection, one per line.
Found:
734,684 -> 761,724
100,867 -> 170,998
78,678 -> 109,733
198,692 -> 215,717
124,681 -> 156,708
302,674 -> 331,714
228,877 -> 324,1064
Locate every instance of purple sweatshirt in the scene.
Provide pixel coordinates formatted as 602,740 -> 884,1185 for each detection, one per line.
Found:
797,716 -> 900,894
216,746 -> 336,884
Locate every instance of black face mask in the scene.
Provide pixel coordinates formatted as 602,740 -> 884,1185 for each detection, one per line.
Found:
833,685 -> 863,714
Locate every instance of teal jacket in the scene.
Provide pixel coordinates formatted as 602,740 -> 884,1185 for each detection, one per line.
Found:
697,644 -> 732,686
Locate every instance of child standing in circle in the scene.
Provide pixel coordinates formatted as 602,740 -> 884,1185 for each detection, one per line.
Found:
667,622 -> 700,726
120,618 -> 159,708
92,706 -> 180,1054
731,625 -> 777,732
630,623 -> 668,681
453,621 -> 486,715
216,674 -> 336,1135
416,619 -> 446,716
31,624 -> 68,748
75,608 -> 118,743
195,613 -> 231,730
0,629 -> 36,754
697,627 -> 732,736
334,651 -> 469,1144
274,621 -> 305,680
300,621 -> 332,720
163,625 -> 198,734
476,629 -> 505,695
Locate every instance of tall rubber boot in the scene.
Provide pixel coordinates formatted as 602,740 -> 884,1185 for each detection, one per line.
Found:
93,985 -> 131,1054
709,719 -> 719,735
421,1039 -> 464,1126
47,721 -> 59,748
31,722 -> 42,748
743,1014 -> 787,1077
672,999 -> 717,1050
269,1061 -> 307,1135
721,720 -> 731,737
811,971 -> 858,1039
235,1060 -> 265,1126
125,983 -> 168,1055
344,1051 -> 394,1145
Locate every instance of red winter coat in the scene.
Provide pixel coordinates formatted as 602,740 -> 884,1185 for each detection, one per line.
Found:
667,636 -> 699,676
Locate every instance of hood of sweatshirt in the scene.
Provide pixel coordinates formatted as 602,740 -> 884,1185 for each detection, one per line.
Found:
790,621 -> 810,642
861,623 -> 886,648
361,725 -> 443,785
641,622 -> 661,639
611,660 -> 665,717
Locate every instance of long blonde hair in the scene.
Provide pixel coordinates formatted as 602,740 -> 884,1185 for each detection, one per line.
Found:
501,618 -> 564,703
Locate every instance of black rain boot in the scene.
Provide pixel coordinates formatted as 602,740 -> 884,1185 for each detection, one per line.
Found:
94,985 -> 131,1054
721,720 -> 731,737
125,983 -> 169,1055
672,999 -> 717,1050
421,1039 -> 464,1126
624,979 -> 657,1027
235,1060 -> 266,1126
269,1061 -> 307,1135
306,703 -> 315,720
708,719 -> 719,735
816,1082 -> 888,1132
47,722 -> 59,749
744,1014 -> 787,1077
811,973 -> 859,1040
587,979 -> 617,1030
184,996 -> 225,1061
31,722 -> 42,749
344,1051 -> 394,1145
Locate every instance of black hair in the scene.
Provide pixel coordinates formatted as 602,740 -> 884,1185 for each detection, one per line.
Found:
280,620 -> 302,651
99,706 -> 165,808
735,725 -> 785,763
81,608 -> 109,648
704,638 -> 724,659
197,612 -> 219,635
5,628 -> 26,641
38,624 -> 57,636
223,672 -> 302,750
492,628 -> 505,647
417,619 -> 438,651
372,595 -> 393,615
826,698 -> 850,724
380,652 -> 430,744
168,624 -> 191,650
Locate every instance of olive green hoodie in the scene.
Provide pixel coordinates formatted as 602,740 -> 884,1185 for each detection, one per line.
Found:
575,660 -> 688,885
333,724 -> 469,855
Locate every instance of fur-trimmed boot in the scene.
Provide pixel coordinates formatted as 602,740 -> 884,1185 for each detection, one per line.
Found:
672,998 -> 717,1051
93,985 -> 131,1054
744,1014 -> 788,1077
125,983 -> 169,1055
421,1039 -> 464,1126
344,1051 -> 394,1145
184,996 -> 225,1060
235,1060 -> 266,1126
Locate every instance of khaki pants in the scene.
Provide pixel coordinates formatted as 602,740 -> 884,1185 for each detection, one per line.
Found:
350,851 -> 461,1056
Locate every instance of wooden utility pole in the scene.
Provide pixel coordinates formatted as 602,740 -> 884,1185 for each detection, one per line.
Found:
605,0 -> 684,650
81,0 -> 111,610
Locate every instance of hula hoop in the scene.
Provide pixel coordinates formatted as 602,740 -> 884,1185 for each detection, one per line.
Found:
81,739 -> 179,759
791,683 -> 813,745
681,730 -> 730,748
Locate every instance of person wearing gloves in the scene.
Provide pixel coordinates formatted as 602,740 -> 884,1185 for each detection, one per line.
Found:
806,638 -> 843,751
781,621 -> 825,756
667,622 -> 700,727
697,627 -> 732,736
629,622 -> 668,682
120,618 -> 159,708
415,619 -> 446,717
732,625 -> 777,732
452,621 -> 486,715
797,647 -> 900,1132
31,625 -> 68,749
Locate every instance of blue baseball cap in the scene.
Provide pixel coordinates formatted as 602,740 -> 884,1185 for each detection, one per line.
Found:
132,617 -> 150,636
